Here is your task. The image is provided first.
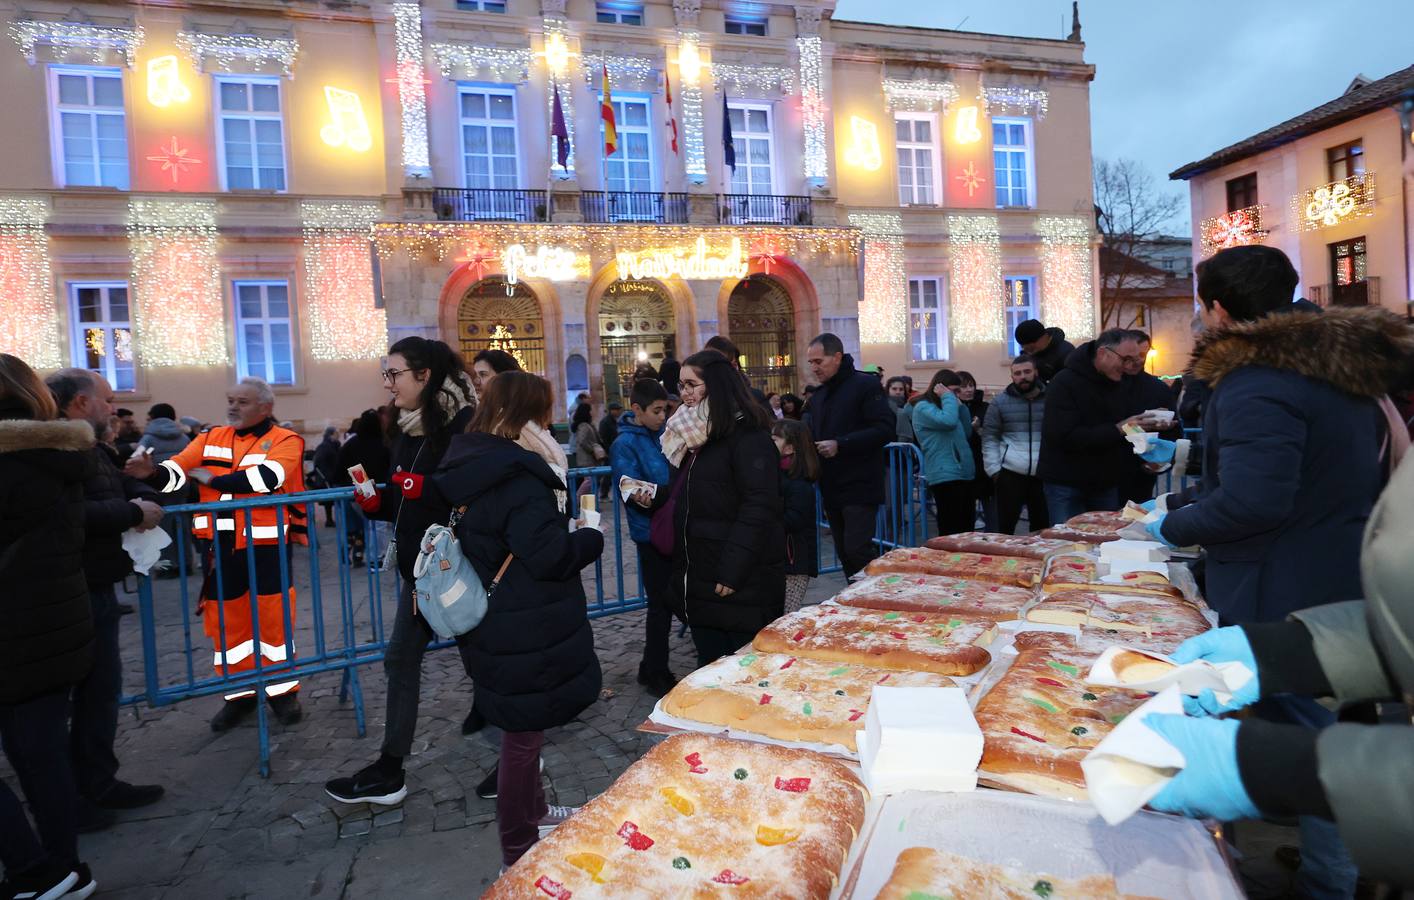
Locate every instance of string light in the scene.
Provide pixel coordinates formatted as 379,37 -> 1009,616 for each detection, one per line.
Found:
1291,173 -> 1375,232
0,197 -> 62,369
947,214 -> 1004,344
849,213 -> 907,344
429,42 -> 533,81
710,62 -> 794,95
978,84 -> 1048,119
796,35 -> 826,182
128,199 -> 227,366
1037,216 -> 1094,341
301,201 -> 386,361
844,116 -> 881,170
580,52 -> 656,88
9,19 -> 144,66
1200,205 -> 1267,256
502,244 -> 590,284
174,30 -> 298,77
677,30 -> 706,179
542,18 -> 576,175
392,2 -> 430,177
615,237 -> 749,281
882,78 -> 957,112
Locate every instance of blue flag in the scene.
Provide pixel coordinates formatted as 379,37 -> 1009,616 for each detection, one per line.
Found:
722,92 -> 736,174
551,83 -> 570,170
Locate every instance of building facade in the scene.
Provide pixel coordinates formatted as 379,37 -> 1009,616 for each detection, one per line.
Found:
1172,67 -> 1414,322
0,0 -> 1099,429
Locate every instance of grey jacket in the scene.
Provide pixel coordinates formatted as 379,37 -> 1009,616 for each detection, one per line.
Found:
136,417 -> 189,464
980,383 -> 1045,477
889,396 -> 915,443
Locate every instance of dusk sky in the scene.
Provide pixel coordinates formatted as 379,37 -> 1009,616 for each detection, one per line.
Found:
831,0 -> 1411,232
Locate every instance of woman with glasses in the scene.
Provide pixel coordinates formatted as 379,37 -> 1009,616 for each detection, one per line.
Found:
325,337 -> 475,809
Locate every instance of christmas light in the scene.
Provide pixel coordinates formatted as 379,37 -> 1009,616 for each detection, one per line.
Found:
615,237 -> 749,281
710,62 -> 794,95
0,197 -> 62,369
1200,205 -> 1268,256
174,29 -> 298,77
1292,173 -> 1375,231
978,84 -> 1048,120
882,78 -> 957,112
580,52 -> 656,88
542,18 -> 576,175
392,2 -> 430,177
9,18 -> 144,66
953,160 -> 985,199
849,213 -> 907,344
954,105 -> 982,144
301,201 -> 386,361
947,215 -> 1004,344
146,55 -> 190,107
502,244 -> 590,284
127,199 -> 227,366
429,42 -> 533,82
844,116 -> 881,170
676,36 -> 702,83
677,30 -> 706,179
796,36 -> 826,181
319,86 -> 373,152
145,137 -> 202,185
1037,216 -> 1094,341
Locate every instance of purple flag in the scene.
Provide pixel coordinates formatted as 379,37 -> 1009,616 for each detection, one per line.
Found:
552,83 -> 570,170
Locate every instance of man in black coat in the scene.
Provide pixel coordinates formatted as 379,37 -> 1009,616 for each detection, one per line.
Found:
46,369 -> 166,823
802,333 -> 897,578
1014,319 -> 1076,383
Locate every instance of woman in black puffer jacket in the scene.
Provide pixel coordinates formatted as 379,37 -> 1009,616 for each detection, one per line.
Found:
0,353 -> 97,896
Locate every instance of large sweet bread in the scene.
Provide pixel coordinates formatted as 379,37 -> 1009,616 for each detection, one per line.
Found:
752,604 -> 997,676
833,573 -> 1035,620
864,547 -> 1042,588
876,846 -> 1120,899
1041,553 -> 1183,598
923,531 -> 1083,560
1025,590 -> 1209,642
1039,510 -> 1130,544
485,733 -> 866,899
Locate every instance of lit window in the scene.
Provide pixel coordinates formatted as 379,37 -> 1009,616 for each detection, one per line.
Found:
458,85 -> 520,217
68,283 -> 135,391
216,76 -> 287,191
48,66 -> 129,189
602,94 -> 654,199
1004,276 -> 1038,356
234,281 -> 296,385
909,277 -> 948,362
992,117 -> 1034,209
596,2 -> 644,24
724,14 -> 767,36
456,0 -> 506,11
727,102 -> 774,195
894,112 -> 940,206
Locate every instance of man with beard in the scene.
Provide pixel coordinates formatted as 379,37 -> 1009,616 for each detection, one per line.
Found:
981,355 -> 1049,533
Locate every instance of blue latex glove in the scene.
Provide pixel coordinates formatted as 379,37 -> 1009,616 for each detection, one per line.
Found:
1139,437 -> 1177,464
1144,714 -> 1259,821
1170,626 -> 1260,716
1144,515 -> 1177,549
1139,498 -> 1158,513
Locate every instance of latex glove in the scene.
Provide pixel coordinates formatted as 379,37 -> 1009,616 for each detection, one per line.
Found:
1139,437 -> 1177,464
1144,515 -> 1177,548
1139,498 -> 1158,513
1144,714 -> 1259,821
354,489 -> 381,514
1170,627 -> 1260,716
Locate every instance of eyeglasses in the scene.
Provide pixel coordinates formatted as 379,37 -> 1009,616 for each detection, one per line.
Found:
1100,347 -> 1144,367
677,379 -> 705,392
381,367 -> 410,383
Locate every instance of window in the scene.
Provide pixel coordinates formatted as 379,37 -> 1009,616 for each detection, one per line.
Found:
459,85 -> 518,194
1327,140 -> 1364,182
456,0 -> 506,10
908,277 -> 948,362
1226,173 -> 1257,211
724,14 -> 767,36
68,283 -> 135,391
233,281 -> 296,385
727,102 -> 774,195
216,77 -> 286,191
1004,276 -> 1038,357
48,66 -> 129,189
603,94 -> 655,199
992,117 -> 1034,208
895,113 -> 941,205
596,2 -> 643,24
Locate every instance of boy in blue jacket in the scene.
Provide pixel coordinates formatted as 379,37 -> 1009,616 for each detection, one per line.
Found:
610,378 -> 676,697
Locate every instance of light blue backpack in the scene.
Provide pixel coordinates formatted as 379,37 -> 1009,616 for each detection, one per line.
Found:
412,505 -> 512,639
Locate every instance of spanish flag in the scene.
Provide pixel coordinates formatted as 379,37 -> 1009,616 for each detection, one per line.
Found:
600,63 -> 618,157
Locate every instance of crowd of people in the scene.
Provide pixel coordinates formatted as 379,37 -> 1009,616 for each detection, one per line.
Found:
2,244 -> 1413,897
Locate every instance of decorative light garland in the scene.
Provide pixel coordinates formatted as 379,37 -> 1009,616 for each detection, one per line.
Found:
0,197 -> 62,369
542,18 -> 576,175
881,78 -> 957,112
978,84 -> 1048,120
947,215 -> 1004,344
1199,205 -> 1267,257
174,29 -> 298,77
796,36 -> 826,182
580,52 -> 657,89
710,62 -> 794,95
677,30 -> 707,179
392,3 -> 430,177
8,19 -> 144,66
849,213 -> 907,344
1037,216 -> 1094,341
429,42 -> 533,81
1290,173 -> 1375,232
301,201 -> 386,361
127,199 -> 228,367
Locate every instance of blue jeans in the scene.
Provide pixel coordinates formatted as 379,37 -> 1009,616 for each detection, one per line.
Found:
1042,483 -> 1120,524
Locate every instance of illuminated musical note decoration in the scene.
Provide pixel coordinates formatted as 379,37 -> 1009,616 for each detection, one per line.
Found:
843,116 -> 881,171
319,86 -> 373,152
146,55 -> 190,108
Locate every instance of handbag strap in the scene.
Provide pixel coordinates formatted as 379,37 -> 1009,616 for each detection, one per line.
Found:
487,553 -> 514,596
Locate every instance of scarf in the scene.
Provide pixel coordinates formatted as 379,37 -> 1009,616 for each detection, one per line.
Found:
517,420 -> 569,511
398,381 -> 472,437
660,399 -> 711,468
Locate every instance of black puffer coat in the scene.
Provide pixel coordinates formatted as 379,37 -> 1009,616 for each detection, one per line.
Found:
1036,341 -> 1132,490
0,410 -> 95,703
434,432 -> 603,733
669,425 -> 785,633
802,354 -> 896,507
373,405 -> 474,582
79,436 -> 158,588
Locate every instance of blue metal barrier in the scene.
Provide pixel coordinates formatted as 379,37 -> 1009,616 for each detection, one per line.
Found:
815,442 -> 928,575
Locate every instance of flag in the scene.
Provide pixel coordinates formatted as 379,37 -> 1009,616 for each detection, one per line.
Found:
600,64 -> 618,157
551,83 -> 570,170
721,91 -> 736,173
664,69 -> 679,155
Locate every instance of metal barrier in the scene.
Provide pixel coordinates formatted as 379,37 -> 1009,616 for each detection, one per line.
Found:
815,442 -> 928,574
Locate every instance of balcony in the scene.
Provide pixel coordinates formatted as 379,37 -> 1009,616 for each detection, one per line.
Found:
717,193 -> 813,226
433,188 -> 548,223
580,191 -> 689,224
1310,277 -> 1379,308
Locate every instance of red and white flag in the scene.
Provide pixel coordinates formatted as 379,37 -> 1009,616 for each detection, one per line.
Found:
664,69 -> 679,155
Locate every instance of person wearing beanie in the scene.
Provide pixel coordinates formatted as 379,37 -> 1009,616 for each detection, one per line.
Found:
1014,319 -> 1075,383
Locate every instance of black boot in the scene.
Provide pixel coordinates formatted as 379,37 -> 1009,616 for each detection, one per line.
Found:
210,696 -> 258,732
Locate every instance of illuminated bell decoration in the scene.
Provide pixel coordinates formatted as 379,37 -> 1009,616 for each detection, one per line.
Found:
320,87 -> 373,153
146,55 -> 189,107
844,116 -> 881,171
954,105 -> 982,144
1291,173 -> 1375,232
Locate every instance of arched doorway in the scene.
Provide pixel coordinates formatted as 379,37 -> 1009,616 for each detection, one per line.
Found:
456,277 -> 546,375
726,274 -> 796,395
598,279 -> 676,403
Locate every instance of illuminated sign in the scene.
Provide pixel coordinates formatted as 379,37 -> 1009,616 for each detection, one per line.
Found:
1292,173 -> 1375,231
501,244 -> 589,284
1200,205 -> 1267,256
145,136 -> 202,185
146,55 -> 190,108
843,116 -> 881,171
615,237 -> 749,281
320,87 -> 373,152
953,105 -> 982,144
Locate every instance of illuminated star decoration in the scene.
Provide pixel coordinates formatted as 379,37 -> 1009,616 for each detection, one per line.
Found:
146,137 -> 201,185
749,245 -> 782,275
954,161 -> 985,198
458,247 -> 497,281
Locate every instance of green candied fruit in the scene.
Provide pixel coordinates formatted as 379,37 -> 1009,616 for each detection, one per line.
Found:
1081,692 -> 1098,702
884,612 -> 901,620
834,689 -> 846,696
672,856 -> 691,870
1033,880 -> 1054,897
758,680 -> 770,687
1071,726 -> 1088,736
733,768 -> 748,780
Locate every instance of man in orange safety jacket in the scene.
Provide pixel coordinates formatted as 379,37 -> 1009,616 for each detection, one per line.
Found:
127,377 -> 309,732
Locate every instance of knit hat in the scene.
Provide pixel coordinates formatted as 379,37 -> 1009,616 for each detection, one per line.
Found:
1014,319 -> 1046,344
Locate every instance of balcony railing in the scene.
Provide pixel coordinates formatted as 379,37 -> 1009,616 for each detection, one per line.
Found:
1309,276 -> 1379,308
580,191 -> 689,224
433,188 -> 548,223
717,193 -> 813,226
